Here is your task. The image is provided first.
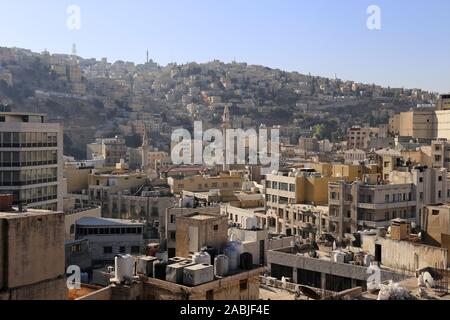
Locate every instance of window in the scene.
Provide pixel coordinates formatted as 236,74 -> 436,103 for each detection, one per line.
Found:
103,246 -> 113,254
131,246 -> 140,254
439,176 -> 443,182
119,246 -> 126,254
419,177 -> 423,183
213,224 -> 219,231
71,244 -> 81,253
279,183 -> 288,191
70,224 -> 75,235
170,215 -> 175,224
170,231 -> 176,240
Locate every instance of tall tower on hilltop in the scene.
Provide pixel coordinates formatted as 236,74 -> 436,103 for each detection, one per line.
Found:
222,105 -> 230,172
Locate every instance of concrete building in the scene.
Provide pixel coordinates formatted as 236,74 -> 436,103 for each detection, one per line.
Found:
175,212 -> 228,258
221,193 -> 267,229
436,94 -> 450,111
64,205 -> 101,240
389,166 -> 448,223
361,221 -> 449,272
87,136 -> 128,167
347,125 -> 387,150
267,243 -> 406,293
74,264 -> 263,300
88,169 -> 148,207
75,216 -> 144,264
328,179 -> 417,237
344,149 -> 367,164
164,206 -> 221,257
104,190 -> 176,241
65,239 -> 92,272
168,173 -> 244,194
0,200 -> 66,300
430,138 -> 450,171
0,110 -> 64,211
422,204 -> 450,250
264,169 -> 337,234
390,109 -> 437,140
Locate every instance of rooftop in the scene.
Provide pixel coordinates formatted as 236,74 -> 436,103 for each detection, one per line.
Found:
0,208 -> 62,219
75,216 -> 144,227
189,214 -> 218,221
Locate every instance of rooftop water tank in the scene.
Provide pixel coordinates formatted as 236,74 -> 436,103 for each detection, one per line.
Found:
331,251 -> 346,264
240,252 -> 253,270
114,254 -> 134,283
193,252 -> 211,265
214,255 -> 229,277
153,261 -> 167,280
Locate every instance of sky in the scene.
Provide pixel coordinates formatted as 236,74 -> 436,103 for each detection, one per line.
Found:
1,0 -> 449,93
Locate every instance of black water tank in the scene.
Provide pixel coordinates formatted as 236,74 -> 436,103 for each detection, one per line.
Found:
240,252 -> 253,270
153,261 -> 168,280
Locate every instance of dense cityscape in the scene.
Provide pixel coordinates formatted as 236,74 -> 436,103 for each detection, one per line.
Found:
1,2 -> 450,313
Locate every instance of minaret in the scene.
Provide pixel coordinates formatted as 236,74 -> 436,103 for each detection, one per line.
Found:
141,128 -> 149,171
222,105 -> 230,171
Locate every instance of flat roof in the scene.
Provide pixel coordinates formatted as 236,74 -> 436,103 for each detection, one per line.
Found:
0,209 -> 62,219
189,214 -> 218,221
0,111 -> 46,117
75,216 -> 144,227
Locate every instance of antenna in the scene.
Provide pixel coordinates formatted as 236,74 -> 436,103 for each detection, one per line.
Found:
71,43 -> 77,56
146,50 -> 149,63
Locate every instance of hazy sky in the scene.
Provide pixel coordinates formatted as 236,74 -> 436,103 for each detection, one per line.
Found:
1,0 -> 449,92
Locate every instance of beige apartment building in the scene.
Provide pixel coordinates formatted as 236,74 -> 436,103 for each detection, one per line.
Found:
328,180 -> 417,237
436,94 -> 450,110
346,125 -> 387,150
175,212 -> 228,258
87,136 -> 128,167
0,110 -> 64,211
422,204 -> 450,250
167,173 -> 244,194
328,165 -> 447,237
264,169 -> 338,235
88,169 -> 148,206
